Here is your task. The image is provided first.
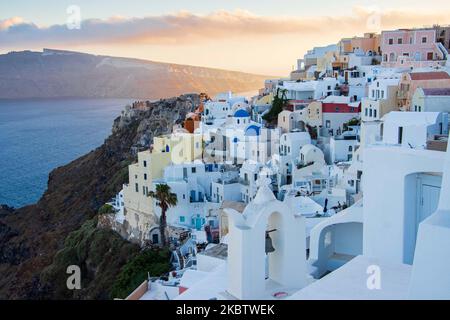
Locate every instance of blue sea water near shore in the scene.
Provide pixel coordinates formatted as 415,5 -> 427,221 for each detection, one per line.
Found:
0,98 -> 132,208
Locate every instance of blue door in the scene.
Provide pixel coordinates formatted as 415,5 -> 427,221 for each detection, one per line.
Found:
195,214 -> 202,230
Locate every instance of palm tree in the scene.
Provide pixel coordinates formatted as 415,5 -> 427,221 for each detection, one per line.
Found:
148,184 -> 178,247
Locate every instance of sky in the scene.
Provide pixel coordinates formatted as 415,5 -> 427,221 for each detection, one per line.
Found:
1,0 -> 450,76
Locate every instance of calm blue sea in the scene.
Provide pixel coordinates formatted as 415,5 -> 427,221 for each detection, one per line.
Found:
0,98 -> 132,208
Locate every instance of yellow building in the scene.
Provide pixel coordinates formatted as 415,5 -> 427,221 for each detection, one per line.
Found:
316,51 -> 337,75
153,132 -> 203,164
253,93 -> 273,107
123,150 -> 171,244
122,132 -> 205,244
305,101 -> 323,127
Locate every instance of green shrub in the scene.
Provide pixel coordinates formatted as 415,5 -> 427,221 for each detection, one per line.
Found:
111,248 -> 172,299
98,204 -> 114,215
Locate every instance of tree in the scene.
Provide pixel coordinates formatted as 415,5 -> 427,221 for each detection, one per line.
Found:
148,184 -> 178,247
262,88 -> 288,124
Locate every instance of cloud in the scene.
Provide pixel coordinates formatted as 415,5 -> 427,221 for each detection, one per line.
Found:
1,8 -> 450,48
0,17 -> 25,30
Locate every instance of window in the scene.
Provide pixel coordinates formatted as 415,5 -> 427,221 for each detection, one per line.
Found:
398,127 -> 403,144
135,183 -> 139,193
365,108 -> 368,116
422,37 -> 427,43
349,146 -> 353,152
397,38 -> 403,44
144,173 -> 147,180
388,38 -> 394,45
254,174 -> 258,181
179,216 -> 185,223
326,120 -> 331,128
369,109 -> 373,117
374,110 -> 377,118
143,161 -> 147,167
191,167 -> 196,173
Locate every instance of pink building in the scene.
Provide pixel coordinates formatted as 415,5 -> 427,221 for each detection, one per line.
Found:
381,29 -> 447,68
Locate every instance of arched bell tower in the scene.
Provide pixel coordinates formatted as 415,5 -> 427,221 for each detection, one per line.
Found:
225,178 -> 308,299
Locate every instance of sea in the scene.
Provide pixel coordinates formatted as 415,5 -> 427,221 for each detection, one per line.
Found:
0,98 -> 132,208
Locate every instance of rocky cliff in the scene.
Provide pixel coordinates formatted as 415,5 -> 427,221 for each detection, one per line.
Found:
0,49 -> 267,99
0,94 -> 200,299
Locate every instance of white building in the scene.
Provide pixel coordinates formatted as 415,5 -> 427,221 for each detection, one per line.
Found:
382,111 -> 448,148
329,126 -> 360,163
239,160 -> 265,204
278,131 -> 312,186
152,162 -> 223,230
278,78 -> 339,101
411,87 -> 450,112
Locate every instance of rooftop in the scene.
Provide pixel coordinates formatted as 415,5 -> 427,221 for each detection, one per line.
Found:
200,243 -> 228,260
410,71 -> 450,81
421,87 -> 450,96
289,255 -> 412,300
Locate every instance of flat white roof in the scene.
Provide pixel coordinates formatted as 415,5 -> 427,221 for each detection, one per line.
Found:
289,255 -> 412,300
322,95 -> 351,104
383,111 -> 441,126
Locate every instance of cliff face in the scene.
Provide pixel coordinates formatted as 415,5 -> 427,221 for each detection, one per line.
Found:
0,94 -> 200,299
0,49 -> 267,99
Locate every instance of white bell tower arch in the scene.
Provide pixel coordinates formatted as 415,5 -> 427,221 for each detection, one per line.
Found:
225,178 -> 308,299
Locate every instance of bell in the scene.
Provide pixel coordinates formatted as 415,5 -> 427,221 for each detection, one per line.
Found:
265,232 -> 275,254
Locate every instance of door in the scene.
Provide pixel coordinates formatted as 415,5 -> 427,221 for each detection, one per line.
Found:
195,215 -> 202,230
415,174 -> 442,245
417,184 -> 440,233
407,174 -> 442,264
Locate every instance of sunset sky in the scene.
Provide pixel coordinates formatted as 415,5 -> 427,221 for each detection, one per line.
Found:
1,0 -> 450,76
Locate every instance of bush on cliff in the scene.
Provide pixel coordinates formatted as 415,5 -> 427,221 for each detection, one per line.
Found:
110,248 -> 172,299
40,218 -> 140,299
98,204 -> 114,215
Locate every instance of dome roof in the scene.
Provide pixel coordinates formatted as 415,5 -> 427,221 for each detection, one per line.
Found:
234,109 -> 250,118
245,125 -> 261,136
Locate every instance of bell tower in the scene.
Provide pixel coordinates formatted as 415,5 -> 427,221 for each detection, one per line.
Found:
225,178 -> 308,299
